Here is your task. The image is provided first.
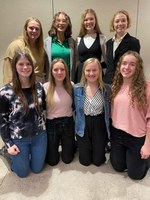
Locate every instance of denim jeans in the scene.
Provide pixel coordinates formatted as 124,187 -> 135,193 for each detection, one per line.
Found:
11,130 -> 47,178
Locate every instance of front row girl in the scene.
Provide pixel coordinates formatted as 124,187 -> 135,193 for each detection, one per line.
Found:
1,51 -> 149,180
43,58 -> 75,166
74,58 -> 111,166
0,52 -> 47,178
110,51 -> 150,180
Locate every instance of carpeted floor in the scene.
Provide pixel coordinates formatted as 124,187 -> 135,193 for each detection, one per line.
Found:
0,145 -> 150,200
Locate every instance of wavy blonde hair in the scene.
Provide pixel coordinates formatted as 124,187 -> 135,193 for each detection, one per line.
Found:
80,58 -> 105,91
46,58 -> 73,108
79,8 -> 103,37
111,51 -> 147,110
110,10 -> 131,32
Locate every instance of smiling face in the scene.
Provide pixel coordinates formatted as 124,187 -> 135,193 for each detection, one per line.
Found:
84,61 -> 100,83
84,12 -> 96,34
55,13 -> 68,33
113,13 -> 128,36
120,54 -> 137,82
16,56 -> 33,80
27,20 -> 41,42
52,61 -> 66,84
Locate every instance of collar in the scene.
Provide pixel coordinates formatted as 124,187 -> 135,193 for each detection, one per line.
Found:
112,32 -> 127,42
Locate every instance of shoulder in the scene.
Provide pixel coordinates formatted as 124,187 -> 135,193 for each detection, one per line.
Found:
99,34 -> 107,41
146,80 -> 150,90
36,81 -> 44,89
43,82 -> 49,89
73,83 -> 84,92
0,84 -> 13,99
5,38 -> 25,56
68,37 -> 75,47
76,37 -> 81,45
43,82 -> 49,93
125,33 -> 139,42
68,37 -> 75,42
44,36 -> 52,43
104,83 -> 111,94
106,38 -> 113,45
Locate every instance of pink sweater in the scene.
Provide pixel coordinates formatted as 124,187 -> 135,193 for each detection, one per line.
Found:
43,82 -> 73,119
111,81 -> 150,137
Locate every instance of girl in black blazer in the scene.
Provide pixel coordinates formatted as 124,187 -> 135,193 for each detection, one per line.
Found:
104,10 -> 140,84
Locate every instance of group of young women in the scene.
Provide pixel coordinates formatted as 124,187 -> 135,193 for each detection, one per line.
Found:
0,9 -> 150,180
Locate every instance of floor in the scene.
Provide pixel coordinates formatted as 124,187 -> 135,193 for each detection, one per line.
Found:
0,138 -> 150,200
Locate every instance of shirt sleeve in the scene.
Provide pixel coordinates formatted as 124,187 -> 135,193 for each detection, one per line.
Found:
146,82 -> 150,128
0,94 -> 14,147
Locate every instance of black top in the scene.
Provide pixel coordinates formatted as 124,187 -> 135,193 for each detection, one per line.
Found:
103,33 -> 140,84
75,33 -> 102,83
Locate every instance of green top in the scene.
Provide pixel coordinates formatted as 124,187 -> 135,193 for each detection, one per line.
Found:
51,37 -> 71,70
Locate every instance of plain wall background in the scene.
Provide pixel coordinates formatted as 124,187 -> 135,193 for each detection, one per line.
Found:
0,0 -> 150,87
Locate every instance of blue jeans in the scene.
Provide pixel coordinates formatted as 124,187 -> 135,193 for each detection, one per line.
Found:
11,130 -> 47,178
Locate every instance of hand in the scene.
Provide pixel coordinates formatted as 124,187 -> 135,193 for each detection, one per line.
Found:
140,144 -> 150,159
7,145 -> 20,155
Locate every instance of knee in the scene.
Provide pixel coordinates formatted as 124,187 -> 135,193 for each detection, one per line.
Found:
62,154 -> 74,164
93,159 -> 106,167
32,167 -> 43,174
46,158 -> 59,166
15,169 -> 30,178
79,158 -> 91,166
111,161 -> 125,172
128,169 -> 148,180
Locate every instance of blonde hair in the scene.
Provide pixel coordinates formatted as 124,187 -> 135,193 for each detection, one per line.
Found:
111,51 -> 147,110
23,17 -> 44,55
46,58 -> 73,108
80,58 -> 105,91
79,8 -> 103,37
110,10 -> 131,32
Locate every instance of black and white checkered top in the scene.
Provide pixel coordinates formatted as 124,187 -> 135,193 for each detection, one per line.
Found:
84,89 -> 104,116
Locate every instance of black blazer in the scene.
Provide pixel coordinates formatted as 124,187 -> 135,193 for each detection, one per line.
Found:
103,33 -> 140,84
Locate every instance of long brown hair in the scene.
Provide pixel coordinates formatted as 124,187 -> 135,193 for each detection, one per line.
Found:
111,51 -> 147,109
79,8 -> 103,37
48,12 -> 72,38
46,58 -> 73,108
11,51 -> 40,113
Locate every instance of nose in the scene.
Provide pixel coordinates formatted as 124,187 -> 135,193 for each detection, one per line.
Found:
57,69 -> 62,74
89,71 -> 94,75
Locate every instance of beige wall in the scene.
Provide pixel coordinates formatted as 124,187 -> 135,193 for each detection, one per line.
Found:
0,0 -> 150,87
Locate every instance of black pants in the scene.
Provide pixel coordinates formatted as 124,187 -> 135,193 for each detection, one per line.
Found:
46,116 -> 75,166
110,126 -> 149,180
76,114 -> 108,166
